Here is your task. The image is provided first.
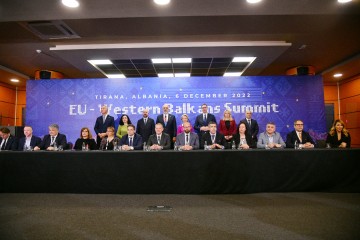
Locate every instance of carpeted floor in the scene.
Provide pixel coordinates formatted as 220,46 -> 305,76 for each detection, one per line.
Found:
1,193 -> 359,240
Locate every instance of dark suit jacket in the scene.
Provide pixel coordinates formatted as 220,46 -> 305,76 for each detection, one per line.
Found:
0,135 -> 18,150
156,114 -> 177,138
240,118 -> 259,142
17,135 -> 42,151
38,133 -> 68,150
120,133 -> 143,150
136,117 -> 155,143
94,114 -> 115,146
325,132 -> 351,148
194,113 -> 217,138
232,133 -> 256,149
175,132 -> 199,149
286,130 -> 315,148
201,132 -> 227,149
147,133 -> 171,150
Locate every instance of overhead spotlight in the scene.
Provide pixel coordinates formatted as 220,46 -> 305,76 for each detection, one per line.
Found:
11,79 -> 20,83
333,73 -> 343,78
337,0 -> 352,3
246,0 -> 262,3
154,0 -> 171,5
61,0 -> 80,8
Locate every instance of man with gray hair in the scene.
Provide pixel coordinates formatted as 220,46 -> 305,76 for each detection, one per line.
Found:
34,124 -> 67,151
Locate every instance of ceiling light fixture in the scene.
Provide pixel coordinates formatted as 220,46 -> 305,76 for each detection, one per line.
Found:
333,73 -> 343,78
223,72 -> 242,77
154,0 -> 171,5
10,78 -> 20,82
158,73 -> 174,77
337,0 -> 352,3
232,57 -> 256,63
174,73 -> 190,77
246,0 -> 262,4
87,60 -> 112,65
105,74 -> 126,79
172,58 -> 192,63
61,0 -> 80,8
152,58 -> 172,64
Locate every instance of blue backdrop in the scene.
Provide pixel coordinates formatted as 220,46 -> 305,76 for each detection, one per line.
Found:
26,76 -> 326,144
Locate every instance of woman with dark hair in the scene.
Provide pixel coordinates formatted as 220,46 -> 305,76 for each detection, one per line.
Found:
326,119 -> 351,148
116,114 -> 132,139
232,121 -> 256,149
74,127 -> 97,150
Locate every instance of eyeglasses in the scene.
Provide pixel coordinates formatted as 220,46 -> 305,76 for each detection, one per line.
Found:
295,124 -> 304,126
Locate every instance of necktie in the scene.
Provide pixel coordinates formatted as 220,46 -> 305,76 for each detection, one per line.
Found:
211,134 -> 215,143
164,115 -> 167,122
129,137 -> 133,146
186,134 -> 189,144
1,139 -> 6,150
248,119 -> 251,126
51,136 -> 55,145
203,114 -> 207,122
103,115 -> 106,123
144,118 -> 147,124
299,132 -> 302,142
157,136 -> 161,144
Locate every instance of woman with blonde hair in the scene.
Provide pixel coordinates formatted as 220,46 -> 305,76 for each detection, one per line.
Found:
219,109 -> 237,144
325,119 -> 351,148
177,113 -> 194,134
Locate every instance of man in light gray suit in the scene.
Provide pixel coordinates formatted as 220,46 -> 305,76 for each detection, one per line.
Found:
175,122 -> 199,150
257,122 -> 286,149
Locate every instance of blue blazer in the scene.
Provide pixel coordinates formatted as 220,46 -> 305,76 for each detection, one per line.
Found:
17,135 -> 42,150
120,133 -> 143,150
94,115 -> 115,135
194,113 -> 217,137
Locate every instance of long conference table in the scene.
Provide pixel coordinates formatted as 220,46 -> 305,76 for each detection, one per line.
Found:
1,149 -> 359,194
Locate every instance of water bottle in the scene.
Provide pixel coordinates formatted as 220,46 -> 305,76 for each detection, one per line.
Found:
143,142 -> 147,151
204,141 -> 208,150
294,140 -> 298,149
82,142 -> 86,151
23,142 -> 27,151
174,142 -> 178,151
53,142 -> 58,151
231,140 -> 236,150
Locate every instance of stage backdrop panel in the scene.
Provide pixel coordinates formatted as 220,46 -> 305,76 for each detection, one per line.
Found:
26,76 -> 326,144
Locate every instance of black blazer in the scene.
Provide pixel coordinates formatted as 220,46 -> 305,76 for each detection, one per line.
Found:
147,133 -> 171,150
0,135 -> 18,150
286,130 -> 315,148
240,118 -> 259,142
156,114 -> 177,138
326,132 -> 351,148
120,133 -> 143,150
94,115 -> 115,135
17,135 -> 42,150
232,133 -> 256,149
73,138 -> 98,150
136,117 -> 155,143
201,132 -> 227,149
194,113 -> 217,137
38,133 -> 68,150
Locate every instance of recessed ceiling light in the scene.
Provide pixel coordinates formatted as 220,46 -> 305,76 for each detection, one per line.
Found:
333,73 -> 343,78
223,72 -> 242,77
174,73 -> 190,77
172,58 -> 192,63
158,73 -> 174,77
152,58 -> 172,64
87,60 -> 112,65
105,74 -> 126,78
10,78 -> 20,82
232,57 -> 256,63
247,0 -> 262,4
61,0 -> 79,8
338,0 -> 352,3
154,0 -> 171,5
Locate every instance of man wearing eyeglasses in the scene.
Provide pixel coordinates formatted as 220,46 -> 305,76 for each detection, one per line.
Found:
286,120 -> 315,148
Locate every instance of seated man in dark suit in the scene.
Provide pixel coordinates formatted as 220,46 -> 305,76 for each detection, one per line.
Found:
0,127 -> 18,151
200,121 -> 227,150
175,122 -> 199,150
286,119 -> 315,148
120,124 -> 143,151
17,126 -> 41,151
147,123 -> 171,150
34,124 -> 67,151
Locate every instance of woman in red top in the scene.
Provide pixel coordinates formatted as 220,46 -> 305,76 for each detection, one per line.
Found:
219,109 -> 237,145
